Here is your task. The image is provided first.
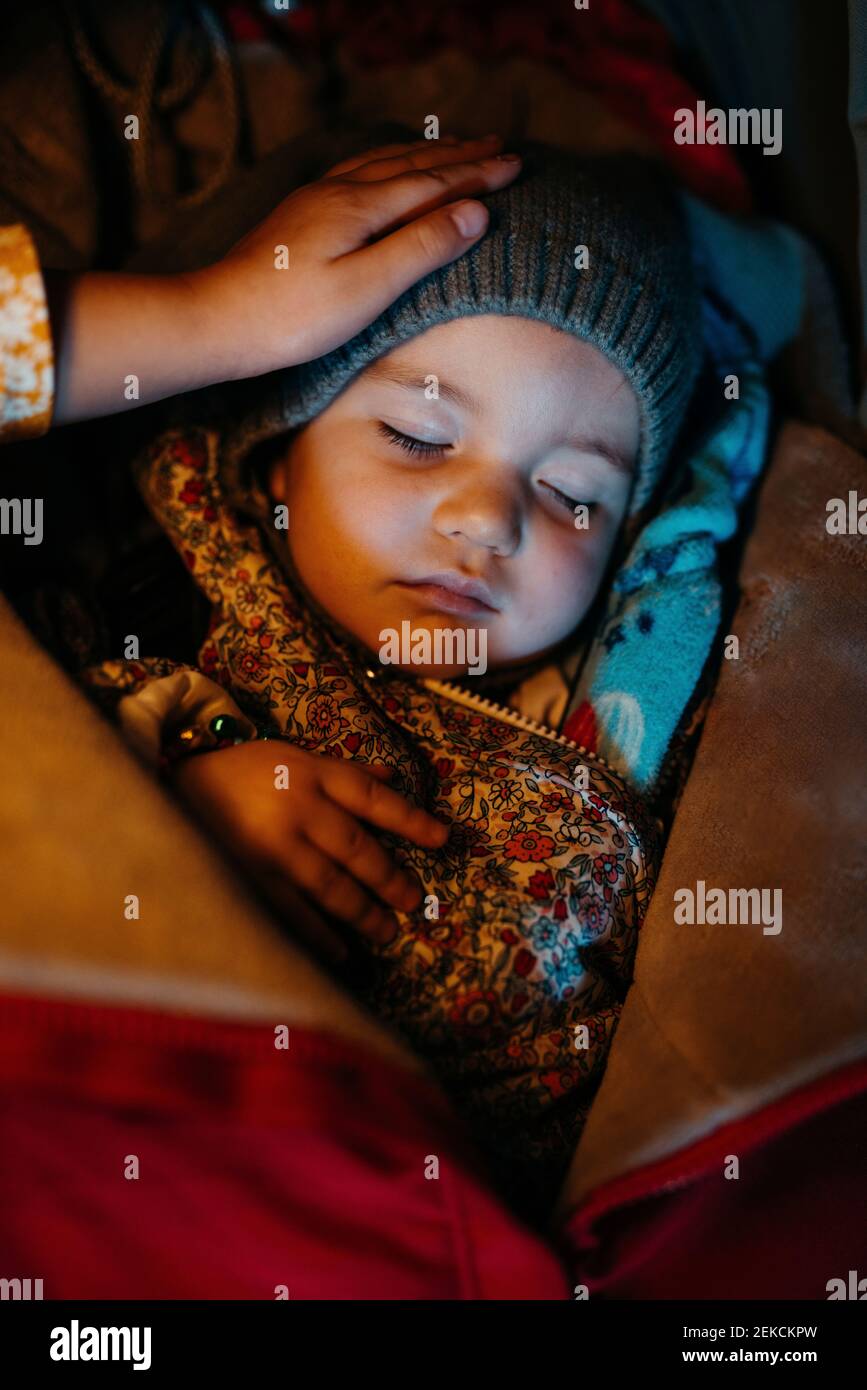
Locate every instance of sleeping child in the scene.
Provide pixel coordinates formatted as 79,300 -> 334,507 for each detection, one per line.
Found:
83,144 -> 711,1219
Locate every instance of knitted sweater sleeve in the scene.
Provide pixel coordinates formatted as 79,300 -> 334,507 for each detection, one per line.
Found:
0,224 -> 54,443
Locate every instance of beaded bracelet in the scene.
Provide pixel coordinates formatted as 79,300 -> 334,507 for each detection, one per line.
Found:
158,713 -> 255,774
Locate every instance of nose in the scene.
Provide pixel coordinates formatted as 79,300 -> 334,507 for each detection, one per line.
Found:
431,464 -> 522,557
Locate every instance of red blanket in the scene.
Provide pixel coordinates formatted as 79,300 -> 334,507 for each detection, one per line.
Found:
222,0 -> 752,212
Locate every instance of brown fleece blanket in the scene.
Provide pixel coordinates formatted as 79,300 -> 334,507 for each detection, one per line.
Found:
558,421 -> 867,1215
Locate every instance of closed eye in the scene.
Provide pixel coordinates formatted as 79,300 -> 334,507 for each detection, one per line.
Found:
539,479 -> 598,516
377,422 -> 451,458
377,424 -> 598,518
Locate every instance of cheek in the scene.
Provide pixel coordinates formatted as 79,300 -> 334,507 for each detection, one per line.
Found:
504,520 -> 617,652
286,451 -> 413,568
355,469 -> 416,541
523,524 -> 606,606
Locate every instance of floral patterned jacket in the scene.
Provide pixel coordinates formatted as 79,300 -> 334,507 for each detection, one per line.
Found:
83,427 -> 663,1218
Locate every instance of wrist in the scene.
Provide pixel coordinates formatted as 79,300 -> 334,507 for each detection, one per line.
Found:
185,260 -> 281,385
116,670 -> 258,769
160,711 -> 255,774
188,242 -> 311,383
175,265 -> 245,387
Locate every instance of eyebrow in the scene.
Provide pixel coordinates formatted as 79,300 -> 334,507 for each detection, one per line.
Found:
365,362 -> 634,476
365,361 -> 481,414
561,436 -> 635,477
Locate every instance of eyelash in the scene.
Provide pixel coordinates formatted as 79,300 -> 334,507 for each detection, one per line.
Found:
542,482 -> 598,515
377,422 -> 448,458
376,423 -> 598,516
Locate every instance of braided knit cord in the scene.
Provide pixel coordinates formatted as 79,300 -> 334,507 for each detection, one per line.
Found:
62,0 -> 239,213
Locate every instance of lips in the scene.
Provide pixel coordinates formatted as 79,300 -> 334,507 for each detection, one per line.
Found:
397,572 -> 499,616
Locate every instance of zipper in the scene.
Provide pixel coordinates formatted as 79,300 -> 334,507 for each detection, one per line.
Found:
419,675 -> 623,778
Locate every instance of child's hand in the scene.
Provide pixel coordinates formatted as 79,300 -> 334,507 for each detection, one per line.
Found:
200,134 -> 523,379
168,738 -> 449,962
46,135 -> 521,426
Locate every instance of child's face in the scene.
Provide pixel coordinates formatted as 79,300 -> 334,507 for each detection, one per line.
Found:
269,315 -> 639,677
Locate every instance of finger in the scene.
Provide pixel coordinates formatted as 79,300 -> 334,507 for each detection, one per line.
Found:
324,762 -> 450,848
323,133 -> 479,180
339,196 -> 490,308
256,864 -> 351,965
304,802 -> 423,913
333,159 -> 521,308
343,135 -> 506,183
339,153 -> 521,238
363,762 -> 394,782
324,140 -> 441,180
283,835 -> 399,943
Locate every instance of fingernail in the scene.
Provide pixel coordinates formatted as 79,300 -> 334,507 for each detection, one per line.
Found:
450,201 -> 487,237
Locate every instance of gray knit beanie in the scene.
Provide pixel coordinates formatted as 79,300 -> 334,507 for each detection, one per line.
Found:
224,144 -> 703,517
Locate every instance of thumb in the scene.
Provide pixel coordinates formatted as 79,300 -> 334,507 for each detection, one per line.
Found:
348,200 -> 490,306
